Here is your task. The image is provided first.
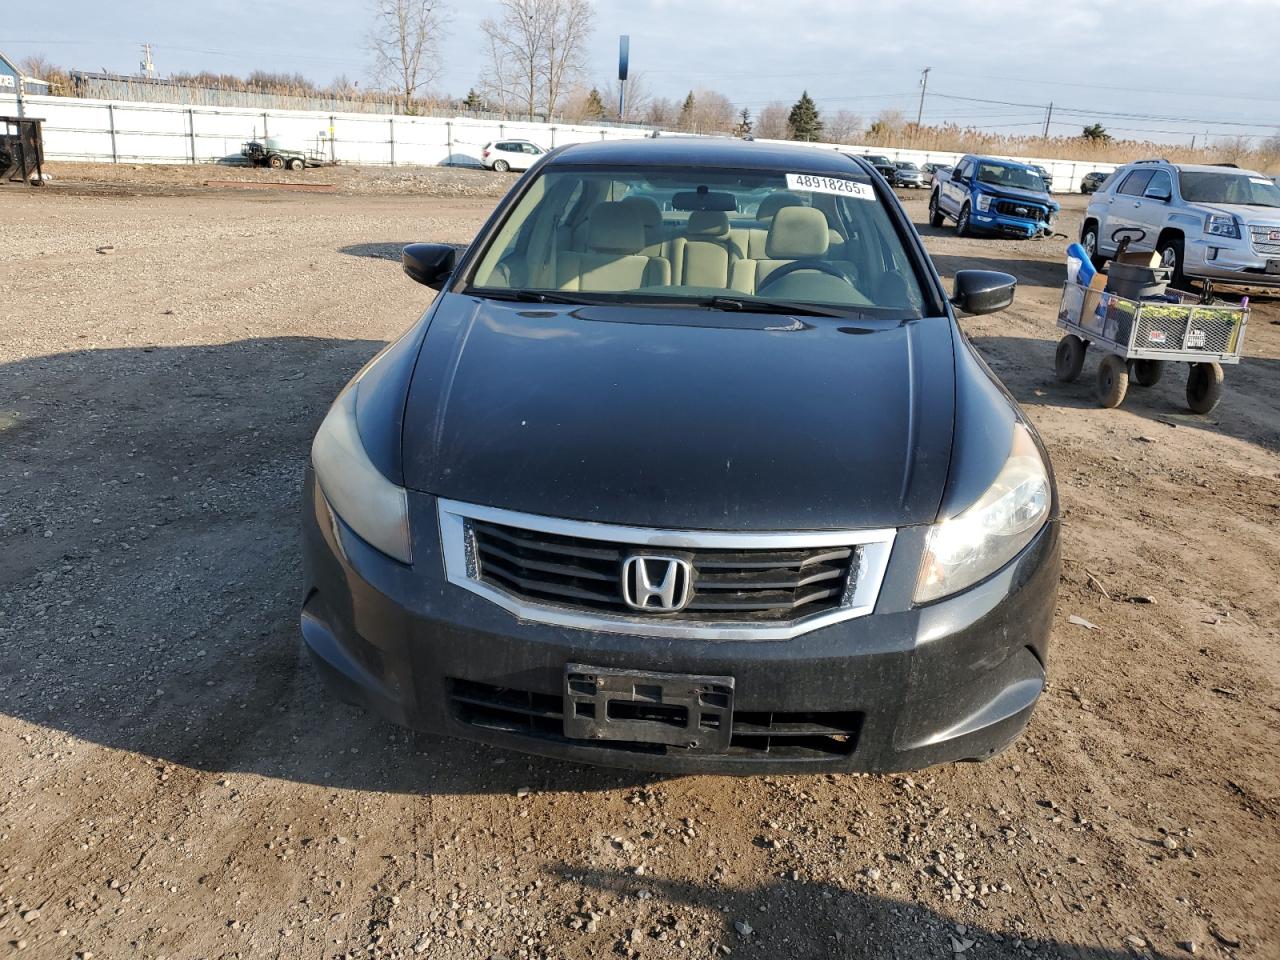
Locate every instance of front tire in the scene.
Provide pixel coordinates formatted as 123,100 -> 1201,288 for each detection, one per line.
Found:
1159,236 -> 1186,289
1186,362 -> 1223,414
268,154 -> 285,170
493,159 -> 510,173
928,192 -> 945,228
1096,354 -> 1129,408
1080,221 -> 1105,270
1055,335 -> 1087,382
956,203 -> 972,237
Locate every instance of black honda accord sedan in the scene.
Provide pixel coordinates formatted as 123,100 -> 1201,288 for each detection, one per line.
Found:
301,137 -> 1059,774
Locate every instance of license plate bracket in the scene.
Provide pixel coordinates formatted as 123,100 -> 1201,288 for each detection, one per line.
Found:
1266,259 -> 1280,275
564,664 -> 734,753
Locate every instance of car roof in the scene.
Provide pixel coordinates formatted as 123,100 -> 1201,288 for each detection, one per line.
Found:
546,137 -> 874,176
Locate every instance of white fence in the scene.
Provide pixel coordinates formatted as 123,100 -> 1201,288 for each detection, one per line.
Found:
3,93 -> 1116,192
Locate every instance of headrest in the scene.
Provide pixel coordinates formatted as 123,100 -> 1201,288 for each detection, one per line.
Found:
619,195 -> 662,229
587,202 -> 646,254
766,206 -> 830,259
686,210 -> 730,238
756,192 -> 804,222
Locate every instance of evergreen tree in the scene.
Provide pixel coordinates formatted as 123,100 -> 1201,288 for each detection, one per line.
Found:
678,91 -> 696,131
462,88 -> 484,112
1081,123 -> 1111,142
788,91 -> 823,142
584,87 -> 608,121
734,107 -> 753,138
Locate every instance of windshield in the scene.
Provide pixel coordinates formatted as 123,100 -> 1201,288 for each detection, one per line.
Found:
975,162 -> 1046,192
1179,171 -> 1280,208
467,165 -> 928,317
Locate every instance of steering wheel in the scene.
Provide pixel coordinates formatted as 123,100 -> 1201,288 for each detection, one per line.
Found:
756,258 -> 855,293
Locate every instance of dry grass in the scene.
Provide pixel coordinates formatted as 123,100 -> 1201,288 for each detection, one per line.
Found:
864,122 -> 1280,172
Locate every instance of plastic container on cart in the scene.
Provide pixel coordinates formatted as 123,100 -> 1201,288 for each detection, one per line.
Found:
1105,261 -> 1172,301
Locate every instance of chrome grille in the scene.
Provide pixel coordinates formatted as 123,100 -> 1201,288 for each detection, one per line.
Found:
471,519 -> 856,622
1248,224 -> 1280,256
438,499 -> 896,641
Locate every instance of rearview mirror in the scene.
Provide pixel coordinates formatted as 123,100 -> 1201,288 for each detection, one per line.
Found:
403,243 -> 456,289
951,270 -> 1017,315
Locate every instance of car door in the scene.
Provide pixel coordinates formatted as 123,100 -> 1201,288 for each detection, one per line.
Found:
519,142 -> 544,171
944,159 -> 973,215
1130,169 -> 1173,249
1104,169 -> 1155,254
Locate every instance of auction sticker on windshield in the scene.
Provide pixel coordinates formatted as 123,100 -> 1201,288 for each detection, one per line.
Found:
786,173 -> 875,201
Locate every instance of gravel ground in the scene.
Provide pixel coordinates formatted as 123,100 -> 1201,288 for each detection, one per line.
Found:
0,171 -> 1277,960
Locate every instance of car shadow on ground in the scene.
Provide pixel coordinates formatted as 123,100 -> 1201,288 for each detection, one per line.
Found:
0,337 -> 655,796
559,866 -> 1175,959
967,334 -> 1280,454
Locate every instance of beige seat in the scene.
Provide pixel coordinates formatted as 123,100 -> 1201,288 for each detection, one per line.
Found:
556,202 -> 671,292
670,211 -> 739,287
741,193 -> 805,258
619,195 -> 666,257
730,206 -> 858,295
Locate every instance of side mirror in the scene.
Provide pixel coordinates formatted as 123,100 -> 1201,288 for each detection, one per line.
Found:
402,243 -> 456,290
951,270 -> 1017,316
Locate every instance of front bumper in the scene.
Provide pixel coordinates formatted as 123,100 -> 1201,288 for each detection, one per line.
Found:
970,211 -> 1052,238
1184,236 -> 1280,287
301,474 -> 1060,774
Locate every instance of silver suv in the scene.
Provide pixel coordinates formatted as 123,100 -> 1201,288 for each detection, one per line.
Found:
1081,159 -> 1280,288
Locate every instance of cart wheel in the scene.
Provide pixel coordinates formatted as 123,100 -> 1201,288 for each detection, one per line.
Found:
1186,362 -> 1223,414
268,154 -> 285,169
1054,335 -> 1087,382
287,157 -> 304,171
1131,359 -> 1165,387
1096,355 -> 1129,408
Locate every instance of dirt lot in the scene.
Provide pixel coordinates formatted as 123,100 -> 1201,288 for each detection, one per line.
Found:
1,166 -> 1277,960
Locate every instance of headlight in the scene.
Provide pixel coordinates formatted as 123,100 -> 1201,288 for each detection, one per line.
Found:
1205,214 -> 1240,239
975,193 -> 993,212
914,424 -> 1050,604
312,383 -> 412,564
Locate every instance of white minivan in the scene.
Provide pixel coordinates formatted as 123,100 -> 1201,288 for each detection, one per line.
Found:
481,140 -> 545,173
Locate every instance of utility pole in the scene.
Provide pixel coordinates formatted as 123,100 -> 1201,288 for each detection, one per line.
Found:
139,43 -> 156,80
915,67 -> 931,128
1042,101 -> 1054,139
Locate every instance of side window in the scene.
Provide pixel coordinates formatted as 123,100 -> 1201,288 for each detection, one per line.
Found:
525,143 -> 541,154
1144,170 -> 1172,198
1117,170 -> 1154,197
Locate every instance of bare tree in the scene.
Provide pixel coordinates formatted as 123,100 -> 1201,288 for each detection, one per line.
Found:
754,102 -> 790,140
479,0 -> 595,120
369,0 -> 450,114
825,109 -> 863,145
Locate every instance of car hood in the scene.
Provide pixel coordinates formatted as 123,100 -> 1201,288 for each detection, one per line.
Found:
1195,202 -> 1280,226
975,182 -> 1056,206
401,296 -> 957,531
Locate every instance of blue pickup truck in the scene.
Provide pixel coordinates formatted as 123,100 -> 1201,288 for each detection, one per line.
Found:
930,155 -> 1059,238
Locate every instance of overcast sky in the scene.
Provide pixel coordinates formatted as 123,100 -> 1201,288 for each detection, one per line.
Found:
7,0 -> 1280,144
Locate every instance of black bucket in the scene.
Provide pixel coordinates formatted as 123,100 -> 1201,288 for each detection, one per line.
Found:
1106,261 -> 1172,300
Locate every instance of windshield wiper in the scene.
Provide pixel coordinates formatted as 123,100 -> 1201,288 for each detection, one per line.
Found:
700,296 -> 859,319
464,288 -> 600,305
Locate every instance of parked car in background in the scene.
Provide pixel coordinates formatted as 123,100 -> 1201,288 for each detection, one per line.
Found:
302,137 -> 1059,774
858,153 -> 899,182
923,163 -> 953,187
1080,171 -> 1110,194
894,161 -> 926,189
481,140 -> 545,172
1081,159 -> 1280,287
1029,164 -> 1054,192
930,155 -> 1059,238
